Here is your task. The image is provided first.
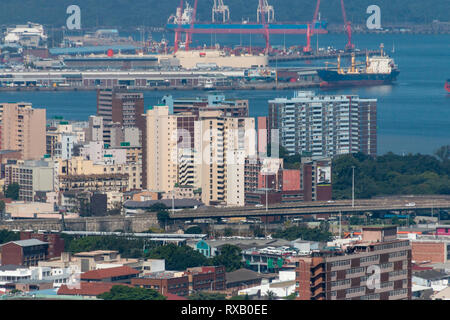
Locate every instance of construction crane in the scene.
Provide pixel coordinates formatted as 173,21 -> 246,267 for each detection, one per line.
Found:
340,0 -> 355,51
257,0 -> 275,23
212,0 -> 230,23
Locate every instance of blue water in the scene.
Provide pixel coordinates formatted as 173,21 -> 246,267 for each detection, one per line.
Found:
0,33 -> 449,155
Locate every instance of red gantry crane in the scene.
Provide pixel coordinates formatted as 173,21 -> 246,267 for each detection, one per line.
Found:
340,0 -> 355,51
304,0 -> 355,53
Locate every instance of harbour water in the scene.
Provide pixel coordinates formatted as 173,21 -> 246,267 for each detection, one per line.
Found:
0,33 -> 449,155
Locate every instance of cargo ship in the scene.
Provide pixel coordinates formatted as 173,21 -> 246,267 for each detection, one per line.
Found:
445,79 -> 450,93
317,44 -> 400,87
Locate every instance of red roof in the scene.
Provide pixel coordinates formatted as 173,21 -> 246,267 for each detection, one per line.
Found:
81,266 -> 141,280
164,293 -> 188,300
57,282 -> 132,296
412,265 -> 433,271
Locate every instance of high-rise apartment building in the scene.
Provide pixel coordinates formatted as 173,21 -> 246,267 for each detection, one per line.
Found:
195,111 -> 256,206
294,226 -> 412,300
97,88 -> 145,145
144,105 -> 179,193
0,103 -> 46,160
268,91 -> 377,158
162,94 -> 249,117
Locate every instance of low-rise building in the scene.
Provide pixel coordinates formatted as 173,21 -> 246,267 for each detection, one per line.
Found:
0,239 -> 49,267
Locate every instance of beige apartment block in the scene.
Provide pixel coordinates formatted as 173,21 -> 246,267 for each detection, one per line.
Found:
195,113 -> 256,206
0,103 -> 46,160
145,105 -> 178,193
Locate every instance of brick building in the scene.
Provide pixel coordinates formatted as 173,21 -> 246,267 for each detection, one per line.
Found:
294,226 -> 412,300
0,239 -> 48,266
411,241 -> 449,264
20,231 -> 65,259
131,271 -> 190,296
81,266 -> 141,284
185,266 -> 226,292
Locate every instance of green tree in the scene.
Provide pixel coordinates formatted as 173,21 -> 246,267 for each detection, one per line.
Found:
228,294 -> 250,300
223,227 -> 234,237
212,244 -> 243,272
185,226 -> 203,234
265,290 -> 276,300
147,244 -> 210,271
0,230 -> 20,245
188,292 -> 226,300
97,285 -> 166,300
273,225 -> 333,242
4,183 -> 20,200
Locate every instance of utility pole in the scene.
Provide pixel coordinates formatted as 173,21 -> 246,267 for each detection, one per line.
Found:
339,211 -> 342,239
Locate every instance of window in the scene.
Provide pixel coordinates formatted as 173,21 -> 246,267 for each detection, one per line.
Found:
330,260 -> 350,268
360,255 -> 379,264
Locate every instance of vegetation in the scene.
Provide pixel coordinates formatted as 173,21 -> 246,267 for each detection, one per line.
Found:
332,149 -> 450,200
185,226 -> 203,234
0,1 -> 445,28
147,203 -> 170,230
4,183 -> 20,201
273,225 -> 333,242
0,230 -> 20,245
188,292 -> 226,300
0,200 -> 5,213
146,243 -> 211,271
61,235 -> 155,258
97,285 -> 166,300
228,294 -> 250,300
211,245 -> 243,272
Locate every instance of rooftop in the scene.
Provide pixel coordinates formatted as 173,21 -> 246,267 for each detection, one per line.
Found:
226,268 -> 263,284
57,282 -> 131,296
81,266 -> 141,280
1,239 -> 48,247
413,269 -> 449,281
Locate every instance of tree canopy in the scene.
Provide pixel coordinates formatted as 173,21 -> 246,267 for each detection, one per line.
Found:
146,243 -> 211,271
332,148 -> 450,199
0,230 -> 20,245
212,244 -> 243,272
97,285 -> 166,300
273,225 -> 333,242
4,183 -> 20,201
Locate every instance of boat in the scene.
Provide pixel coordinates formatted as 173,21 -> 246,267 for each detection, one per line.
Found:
317,44 -> 400,87
445,79 -> 450,93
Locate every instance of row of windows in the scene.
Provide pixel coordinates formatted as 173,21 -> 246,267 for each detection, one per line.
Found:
346,286 -> 365,295
330,260 -> 351,268
374,241 -> 409,251
360,294 -> 380,300
346,267 -> 365,275
389,289 -> 408,297
360,255 -> 379,263
389,251 -> 407,258
331,279 -> 351,287
389,270 -> 408,277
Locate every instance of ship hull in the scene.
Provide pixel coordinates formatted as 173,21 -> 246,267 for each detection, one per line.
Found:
317,69 -> 400,87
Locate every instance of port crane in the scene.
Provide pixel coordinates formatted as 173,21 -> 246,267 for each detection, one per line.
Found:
212,0 -> 230,23
257,0 -> 275,23
304,0 -> 354,53
340,0 -> 355,51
